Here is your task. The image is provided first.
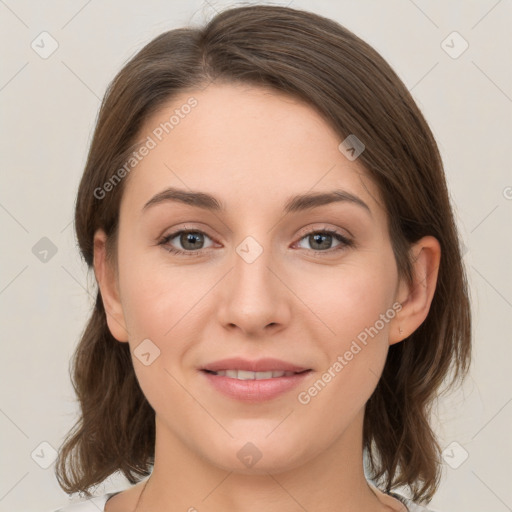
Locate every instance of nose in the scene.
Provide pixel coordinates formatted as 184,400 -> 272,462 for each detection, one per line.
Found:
216,238 -> 291,337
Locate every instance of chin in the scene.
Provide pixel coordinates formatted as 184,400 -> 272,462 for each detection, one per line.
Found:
201,435 -> 313,476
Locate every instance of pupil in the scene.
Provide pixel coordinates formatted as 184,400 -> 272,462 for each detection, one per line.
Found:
312,233 -> 330,250
182,232 -> 202,249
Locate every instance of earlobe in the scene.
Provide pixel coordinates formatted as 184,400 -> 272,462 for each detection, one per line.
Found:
389,236 -> 441,346
93,229 -> 129,342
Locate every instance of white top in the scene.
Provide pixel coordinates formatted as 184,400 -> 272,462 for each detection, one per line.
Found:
51,485 -> 440,511
52,492 -> 120,511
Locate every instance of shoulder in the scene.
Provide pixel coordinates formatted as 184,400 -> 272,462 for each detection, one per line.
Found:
51,492 -> 121,512
369,482 -> 442,512
389,491 -> 443,512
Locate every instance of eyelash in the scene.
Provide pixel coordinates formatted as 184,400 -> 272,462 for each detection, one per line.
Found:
157,227 -> 354,257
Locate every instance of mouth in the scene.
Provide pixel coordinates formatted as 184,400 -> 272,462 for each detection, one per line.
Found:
200,367 -> 313,402
201,357 -> 311,374
201,369 -> 311,380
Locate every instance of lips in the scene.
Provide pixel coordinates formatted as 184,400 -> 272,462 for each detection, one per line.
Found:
199,357 -> 312,402
205,369 -> 300,380
201,369 -> 312,402
201,357 -> 310,373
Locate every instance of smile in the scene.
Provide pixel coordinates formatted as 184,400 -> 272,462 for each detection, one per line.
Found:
201,369 -> 312,402
204,369 -> 302,379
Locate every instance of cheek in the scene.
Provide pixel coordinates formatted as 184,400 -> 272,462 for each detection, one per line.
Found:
296,254 -> 398,402
117,251 -> 198,409
301,255 -> 397,344
117,240 -> 198,339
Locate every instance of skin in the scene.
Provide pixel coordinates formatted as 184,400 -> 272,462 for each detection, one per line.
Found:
94,82 -> 440,512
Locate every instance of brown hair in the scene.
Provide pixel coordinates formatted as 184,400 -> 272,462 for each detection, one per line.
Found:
55,4 -> 471,503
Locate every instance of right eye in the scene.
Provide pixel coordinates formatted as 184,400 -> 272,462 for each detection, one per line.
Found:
158,230 -> 216,256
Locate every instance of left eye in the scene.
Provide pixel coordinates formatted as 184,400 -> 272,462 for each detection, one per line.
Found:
295,229 -> 352,252
158,228 -> 353,255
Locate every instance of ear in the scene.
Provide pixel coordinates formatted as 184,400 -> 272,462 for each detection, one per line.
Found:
93,228 -> 129,342
389,235 -> 441,345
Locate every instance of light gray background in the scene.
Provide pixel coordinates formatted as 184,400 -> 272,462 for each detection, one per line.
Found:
0,1 -> 511,511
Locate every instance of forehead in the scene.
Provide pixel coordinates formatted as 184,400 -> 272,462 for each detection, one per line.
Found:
120,82 -> 383,218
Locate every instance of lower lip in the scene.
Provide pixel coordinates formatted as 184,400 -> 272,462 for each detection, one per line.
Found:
200,370 -> 312,403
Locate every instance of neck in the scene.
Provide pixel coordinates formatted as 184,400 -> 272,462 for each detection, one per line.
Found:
138,409 -> 390,512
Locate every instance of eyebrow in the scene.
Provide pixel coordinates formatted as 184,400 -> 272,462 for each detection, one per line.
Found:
142,186 -> 371,216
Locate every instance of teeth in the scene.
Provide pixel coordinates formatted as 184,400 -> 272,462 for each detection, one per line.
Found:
212,370 -> 297,380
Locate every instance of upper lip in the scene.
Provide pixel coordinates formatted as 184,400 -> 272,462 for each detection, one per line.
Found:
201,357 -> 310,373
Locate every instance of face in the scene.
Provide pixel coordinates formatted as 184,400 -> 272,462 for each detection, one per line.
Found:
101,82 -> 408,474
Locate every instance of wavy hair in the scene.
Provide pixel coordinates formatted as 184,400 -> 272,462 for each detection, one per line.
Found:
55,4 -> 472,503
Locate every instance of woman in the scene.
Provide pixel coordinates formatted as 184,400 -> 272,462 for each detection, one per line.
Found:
53,4 -> 471,511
